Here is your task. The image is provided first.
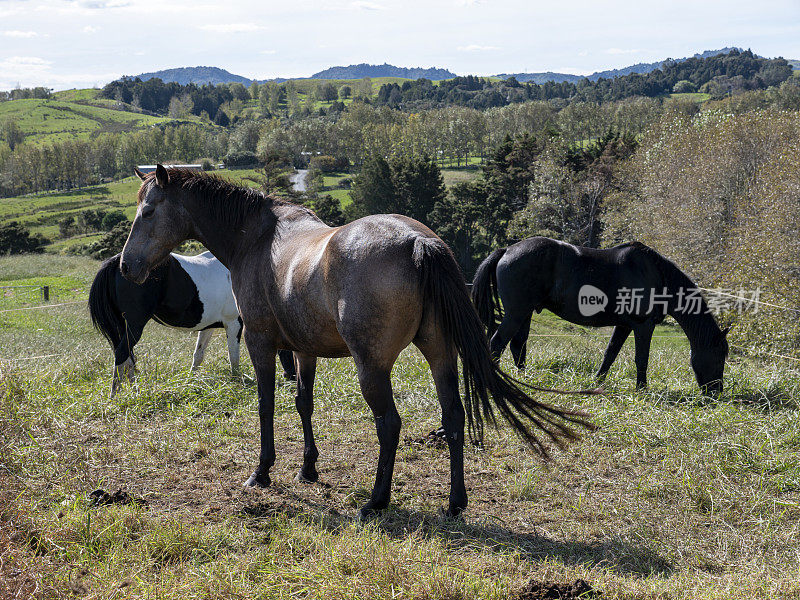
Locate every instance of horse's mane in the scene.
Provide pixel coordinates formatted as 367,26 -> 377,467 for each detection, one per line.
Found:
138,168 -> 316,226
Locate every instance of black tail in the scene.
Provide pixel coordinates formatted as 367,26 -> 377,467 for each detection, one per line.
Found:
415,238 -> 597,458
88,254 -> 125,349
471,247 -> 506,336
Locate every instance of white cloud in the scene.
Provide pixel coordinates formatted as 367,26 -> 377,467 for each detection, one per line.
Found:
260,49 -> 277,55
76,0 -> 131,8
0,56 -> 52,87
454,0 -> 483,5
605,48 -> 642,55
3,30 -> 39,38
322,1 -> 387,10
198,23 -> 265,33
457,44 -> 500,52
82,25 -> 99,33
348,1 -> 386,9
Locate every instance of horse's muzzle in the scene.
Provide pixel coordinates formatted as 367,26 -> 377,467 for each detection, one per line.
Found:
120,256 -> 149,285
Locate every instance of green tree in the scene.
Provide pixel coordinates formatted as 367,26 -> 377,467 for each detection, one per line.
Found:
349,155 -> 395,218
312,194 -> 345,226
0,222 -> 46,254
428,180 -> 491,277
1,119 -> 24,150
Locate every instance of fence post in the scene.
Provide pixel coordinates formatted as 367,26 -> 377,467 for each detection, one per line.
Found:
42,286 -> 49,302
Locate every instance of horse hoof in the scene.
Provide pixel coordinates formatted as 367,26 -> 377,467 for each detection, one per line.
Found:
358,506 -> 380,522
294,469 -> 319,484
244,472 -> 270,488
438,506 -> 465,521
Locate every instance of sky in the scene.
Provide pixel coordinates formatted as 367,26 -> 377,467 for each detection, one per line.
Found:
1,0 -> 799,91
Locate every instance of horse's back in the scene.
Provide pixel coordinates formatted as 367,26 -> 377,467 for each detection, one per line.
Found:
494,237 -> 665,325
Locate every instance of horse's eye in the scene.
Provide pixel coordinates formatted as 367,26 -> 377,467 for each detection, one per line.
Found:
141,206 -> 155,219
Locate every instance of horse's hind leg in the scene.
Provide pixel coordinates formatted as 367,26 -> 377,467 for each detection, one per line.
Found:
509,312 -> 532,370
597,325 -> 632,381
355,362 -> 401,520
192,329 -> 214,372
294,354 -> 320,483
633,323 -> 655,389
489,311 -> 528,362
415,331 -> 467,518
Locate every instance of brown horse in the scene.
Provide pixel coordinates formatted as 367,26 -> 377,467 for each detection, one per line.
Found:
120,165 -> 595,519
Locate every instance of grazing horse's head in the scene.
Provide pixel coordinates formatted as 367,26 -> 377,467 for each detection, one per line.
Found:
692,325 -> 730,396
121,165 -> 192,284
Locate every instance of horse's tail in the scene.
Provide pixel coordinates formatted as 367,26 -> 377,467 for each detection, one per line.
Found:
88,254 -> 125,349
471,247 -> 507,336
414,237 -> 597,457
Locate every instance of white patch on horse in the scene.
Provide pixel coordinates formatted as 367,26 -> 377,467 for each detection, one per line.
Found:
173,251 -> 240,331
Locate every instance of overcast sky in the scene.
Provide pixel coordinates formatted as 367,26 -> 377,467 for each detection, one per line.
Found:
1,0 -> 799,91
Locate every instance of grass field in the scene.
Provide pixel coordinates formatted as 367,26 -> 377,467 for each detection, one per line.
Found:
0,96 -> 197,145
2,253 -> 800,599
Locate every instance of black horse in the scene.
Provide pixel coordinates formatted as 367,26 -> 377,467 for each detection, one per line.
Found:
89,252 -> 295,396
472,237 -> 729,394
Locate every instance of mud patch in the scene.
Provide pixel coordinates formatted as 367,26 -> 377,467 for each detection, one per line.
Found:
404,427 -> 447,450
88,489 -> 148,508
517,578 -> 597,599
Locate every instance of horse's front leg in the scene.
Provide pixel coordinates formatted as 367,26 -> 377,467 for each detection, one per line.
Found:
224,318 -> 242,374
632,323 -> 655,389
294,354 -> 320,482
191,329 -> 214,372
596,325 -> 632,381
243,330 -> 277,488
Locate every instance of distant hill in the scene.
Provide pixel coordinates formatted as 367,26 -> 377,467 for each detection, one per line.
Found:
496,48 -> 743,84
789,59 -> 800,70
125,66 -> 254,86
310,63 -> 457,80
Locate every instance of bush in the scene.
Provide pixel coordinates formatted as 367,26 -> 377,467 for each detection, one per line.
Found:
198,158 -> 216,171
76,221 -> 131,259
100,210 -> 127,231
0,222 -> 47,254
673,80 -> 698,94
223,151 -> 260,169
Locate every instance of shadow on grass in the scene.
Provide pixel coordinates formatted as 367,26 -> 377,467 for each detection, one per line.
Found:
238,494 -> 673,577
655,386 -> 798,411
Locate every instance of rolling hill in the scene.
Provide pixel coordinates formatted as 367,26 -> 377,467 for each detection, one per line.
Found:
0,90 -> 197,145
125,66 -> 255,86
495,47 -> 743,83
310,63 -> 457,80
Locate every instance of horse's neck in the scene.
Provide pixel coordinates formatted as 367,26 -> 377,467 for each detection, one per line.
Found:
669,299 -> 720,350
182,195 -> 270,270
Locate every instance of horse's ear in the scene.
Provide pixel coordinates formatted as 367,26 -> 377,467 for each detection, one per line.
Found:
134,167 -> 146,181
155,164 -> 170,188
722,324 -> 732,337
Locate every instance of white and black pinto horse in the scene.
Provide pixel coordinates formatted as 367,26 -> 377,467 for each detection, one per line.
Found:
89,251 -> 294,396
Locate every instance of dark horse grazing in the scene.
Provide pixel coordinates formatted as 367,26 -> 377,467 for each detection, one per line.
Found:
89,251 -> 295,396
472,237 -> 729,394
119,165 -> 595,519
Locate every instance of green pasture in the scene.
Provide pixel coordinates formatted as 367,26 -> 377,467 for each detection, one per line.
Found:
2,252 -> 800,599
